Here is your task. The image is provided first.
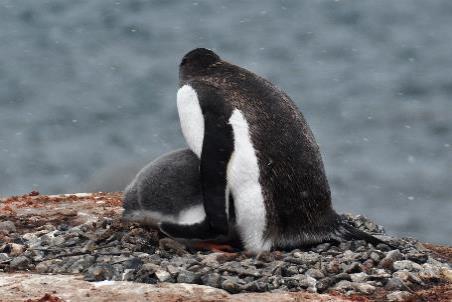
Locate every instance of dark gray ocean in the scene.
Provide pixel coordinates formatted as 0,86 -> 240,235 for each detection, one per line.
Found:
0,1 -> 451,244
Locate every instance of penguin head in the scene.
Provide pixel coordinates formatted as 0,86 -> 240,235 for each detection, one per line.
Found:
179,48 -> 221,80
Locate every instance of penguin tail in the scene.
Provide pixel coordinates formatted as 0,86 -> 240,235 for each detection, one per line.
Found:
332,219 -> 389,247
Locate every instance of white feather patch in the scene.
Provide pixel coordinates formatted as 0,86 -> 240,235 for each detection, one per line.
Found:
177,85 -> 204,158
177,204 -> 206,225
124,205 -> 206,226
228,109 -> 271,252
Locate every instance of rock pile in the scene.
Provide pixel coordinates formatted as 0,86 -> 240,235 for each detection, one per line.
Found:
0,193 -> 451,301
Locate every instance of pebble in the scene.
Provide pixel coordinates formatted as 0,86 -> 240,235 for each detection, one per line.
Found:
393,260 -> 422,271
0,220 -> 16,234
0,252 -> 10,261
201,272 -> 222,288
85,264 -> 114,281
177,270 -> 200,284
292,252 -> 320,264
9,256 -> 31,269
350,272 -> 369,282
386,290 -> 413,302
35,260 -> 52,273
334,280 -> 354,291
385,277 -> 404,291
155,269 -> 172,282
406,252 -> 428,264
281,265 -> 299,277
305,268 -> 324,279
9,243 -> 26,257
242,279 -> 268,292
300,275 -> 317,292
316,277 -> 333,293
345,262 -> 363,273
440,267 -> 452,282
326,260 -> 341,274
332,272 -> 352,283
158,238 -> 187,256
369,251 -> 381,262
1,212 -> 450,296
221,277 -> 242,294
354,282 -> 376,294
379,249 -> 404,271
312,243 -> 331,253
392,270 -> 423,285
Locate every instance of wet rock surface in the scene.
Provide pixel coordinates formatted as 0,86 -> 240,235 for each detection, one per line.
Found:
1,193 -> 451,301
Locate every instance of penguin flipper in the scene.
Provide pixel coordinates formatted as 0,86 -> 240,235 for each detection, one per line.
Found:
192,81 -> 234,236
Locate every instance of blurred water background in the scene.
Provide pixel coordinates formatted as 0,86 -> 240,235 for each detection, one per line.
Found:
0,0 -> 451,244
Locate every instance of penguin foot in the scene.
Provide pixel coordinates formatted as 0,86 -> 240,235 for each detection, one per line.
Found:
192,242 -> 237,253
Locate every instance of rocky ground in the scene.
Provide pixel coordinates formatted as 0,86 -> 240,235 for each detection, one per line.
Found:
0,192 -> 451,302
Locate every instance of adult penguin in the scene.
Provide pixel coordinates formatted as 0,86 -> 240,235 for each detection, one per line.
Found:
160,48 -> 384,252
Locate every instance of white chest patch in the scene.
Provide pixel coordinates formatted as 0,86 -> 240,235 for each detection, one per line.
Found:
177,85 -> 204,158
227,109 -> 271,252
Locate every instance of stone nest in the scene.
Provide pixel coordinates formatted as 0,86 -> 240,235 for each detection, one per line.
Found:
0,192 -> 451,302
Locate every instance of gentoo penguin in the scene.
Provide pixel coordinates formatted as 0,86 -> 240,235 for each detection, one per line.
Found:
123,148 -> 208,227
160,48 -> 384,252
122,148 -> 239,245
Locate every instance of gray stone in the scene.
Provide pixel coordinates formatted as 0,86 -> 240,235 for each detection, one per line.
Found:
332,272 -> 352,283
369,251 -> 381,262
155,270 -> 171,282
85,264 -> 114,281
9,243 -> 26,257
121,269 -> 136,281
242,280 -> 268,292
353,282 -> 375,294
300,275 -> 317,292
345,262 -> 363,273
393,260 -> 422,271
418,263 -> 441,281
339,242 -> 352,251
292,252 -> 320,264
199,253 -> 221,268
221,277 -> 241,294
201,272 -> 222,288
177,270 -> 200,284
392,271 -> 423,285
166,264 -> 180,276
35,261 -> 51,273
285,274 -> 317,292
316,277 -> 333,293
0,253 -> 10,262
341,250 -> 358,261
22,233 -> 40,246
326,260 -> 341,274
385,277 -> 404,291
313,243 -> 331,253
350,272 -> 369,282
0,221 -> 16,234
334,280 -> 354,291
305,268 -> 324,279
385,249 -> 404,261
67,255 -> 95,273
9,256 -> 30,269
387,291 -> 413,302
281,265 -> 299,277
407,252 -> 428,264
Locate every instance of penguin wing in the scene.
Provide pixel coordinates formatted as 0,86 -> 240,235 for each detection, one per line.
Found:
160,81 -> 234,239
